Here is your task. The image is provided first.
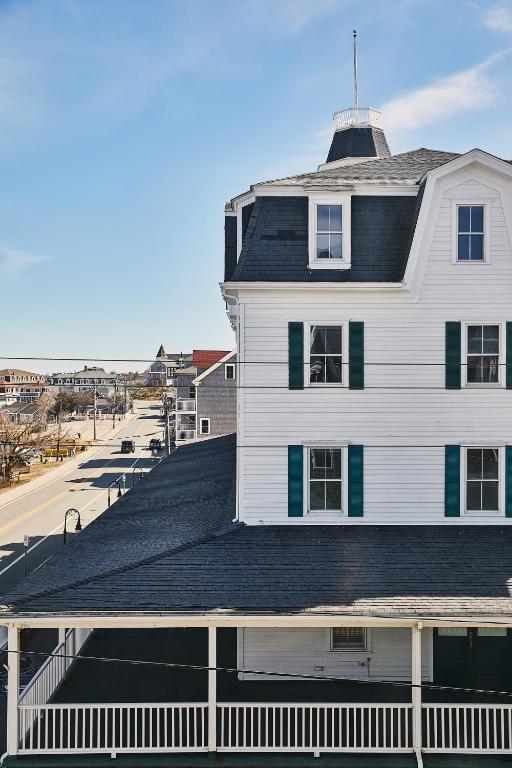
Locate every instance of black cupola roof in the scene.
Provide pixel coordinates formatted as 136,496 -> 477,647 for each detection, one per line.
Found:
326,107 -> 391,163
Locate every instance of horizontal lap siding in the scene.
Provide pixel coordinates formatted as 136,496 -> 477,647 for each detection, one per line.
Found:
239,176 -> 512,524
239,627 -> 433,681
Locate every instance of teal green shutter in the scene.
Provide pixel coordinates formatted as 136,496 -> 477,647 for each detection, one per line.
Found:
288,446 -> 303,517
348,445 -> 364,517
506,323 -> 512,389
445,322 -> 461,389
506,447 -> 512,518
349,322 -> 364,390
445,445 -> 460,517
288,322 -> 304,390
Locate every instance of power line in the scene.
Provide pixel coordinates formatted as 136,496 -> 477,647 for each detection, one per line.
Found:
6,647 -> 512,698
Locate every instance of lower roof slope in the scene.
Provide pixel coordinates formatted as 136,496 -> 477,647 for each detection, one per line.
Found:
4,434 -> 512,619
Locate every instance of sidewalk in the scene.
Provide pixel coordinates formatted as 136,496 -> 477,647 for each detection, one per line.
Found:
0,411 -> 137,509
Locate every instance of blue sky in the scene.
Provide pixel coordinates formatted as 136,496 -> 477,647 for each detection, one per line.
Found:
1,0 -> 512,373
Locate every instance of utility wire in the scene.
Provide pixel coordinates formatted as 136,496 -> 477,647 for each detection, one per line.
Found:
5,647 -> 512,698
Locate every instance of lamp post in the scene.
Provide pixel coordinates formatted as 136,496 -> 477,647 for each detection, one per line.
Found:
117,479 -> 122,498
63,508 -> 82,545
132,467 -> 144,487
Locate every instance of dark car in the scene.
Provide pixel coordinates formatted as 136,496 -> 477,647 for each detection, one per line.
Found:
121,439 -> 136,454
149,438 -> 162,451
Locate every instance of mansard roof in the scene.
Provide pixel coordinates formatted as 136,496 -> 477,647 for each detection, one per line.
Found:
231,195 -> 417,283
5,435 -> 512,620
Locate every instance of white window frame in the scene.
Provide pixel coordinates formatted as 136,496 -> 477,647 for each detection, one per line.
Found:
461,445 -> 505,516
199,417 -> 210,436
452,201 -> 490,264
308,195 -> 351,270
304,321 -> 348,388
462,321 -> 505,388
225,363 -> 236,380
304,444 -> 348,516
330,627 -> 369,652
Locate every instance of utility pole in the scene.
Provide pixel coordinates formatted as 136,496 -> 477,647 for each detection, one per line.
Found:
124,380 -> 128,415
93,379 -> 97,441
112,379 -> 117,430
55,407 -> 62,462
164,392 -> 170,455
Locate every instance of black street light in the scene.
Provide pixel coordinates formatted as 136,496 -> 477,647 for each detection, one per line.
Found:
63,508 -> 82,545
117,479 -> 122,498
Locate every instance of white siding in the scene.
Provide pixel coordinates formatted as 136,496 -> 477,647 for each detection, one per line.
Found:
238,170 -> 512,524
238,628 -> 433,682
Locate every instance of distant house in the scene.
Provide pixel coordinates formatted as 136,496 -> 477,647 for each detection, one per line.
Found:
1,401 -> 45,424
0,368 -> 49,403
193,350 -> 237,438
146,345 -> 192,387
48,366 -> 117,397
174,349 -> 232,441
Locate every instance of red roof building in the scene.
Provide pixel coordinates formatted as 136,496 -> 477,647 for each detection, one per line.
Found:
192,349 -> 230,370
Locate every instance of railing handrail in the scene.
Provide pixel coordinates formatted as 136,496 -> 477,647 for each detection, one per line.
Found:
333,107 -> 382,130
19,702 -> 207,710
219,702 -> 412,708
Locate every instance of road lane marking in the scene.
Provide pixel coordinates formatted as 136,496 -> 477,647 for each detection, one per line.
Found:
0,452 -> 147,579
0,489 -> 70,536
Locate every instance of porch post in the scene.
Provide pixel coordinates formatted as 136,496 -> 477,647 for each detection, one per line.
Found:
58,627 -> 66,645
411,623 -> 422,758
7,624 -> 20,756
208,626 -> 217,751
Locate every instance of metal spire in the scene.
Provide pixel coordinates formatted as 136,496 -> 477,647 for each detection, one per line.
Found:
353,29 -> 359,110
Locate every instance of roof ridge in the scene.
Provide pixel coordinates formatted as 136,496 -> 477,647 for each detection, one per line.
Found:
5,521 -> 244,610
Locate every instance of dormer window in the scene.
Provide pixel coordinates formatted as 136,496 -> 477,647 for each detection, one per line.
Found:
316,205 -> 342,260
309,195 -> 351,270
456,204 -> 487,262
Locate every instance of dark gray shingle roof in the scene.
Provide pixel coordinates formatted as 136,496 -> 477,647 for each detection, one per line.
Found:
231,195 -> 417,283
4,435 -> 512,619
260,149 -> 460,187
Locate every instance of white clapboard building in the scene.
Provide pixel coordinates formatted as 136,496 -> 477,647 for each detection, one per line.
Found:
3,105 -> 512,766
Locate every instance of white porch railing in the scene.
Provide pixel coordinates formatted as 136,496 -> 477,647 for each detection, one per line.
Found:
217,703 -> 412,752
18,703 -> 208,754
423,704 -> 512,754
19,628 -> 92,707
333,107 -> 382,131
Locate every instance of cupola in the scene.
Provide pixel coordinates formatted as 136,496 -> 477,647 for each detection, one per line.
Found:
325,30 -> 391,164
326,107 -> 390,163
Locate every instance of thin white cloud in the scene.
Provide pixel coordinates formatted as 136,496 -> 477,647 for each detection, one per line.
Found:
485,2 -> 512,32
0,248 -> 52,275
246,0 -> 343,34
380,55 -> 503,138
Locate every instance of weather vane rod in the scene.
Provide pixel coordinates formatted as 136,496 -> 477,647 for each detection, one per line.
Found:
353,28 -> 359,110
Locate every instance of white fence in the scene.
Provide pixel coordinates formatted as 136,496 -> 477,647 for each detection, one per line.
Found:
19,628 -> 92,708
18,704 -> 208,754
423,704 -> 512,754
217,704 -> 412,752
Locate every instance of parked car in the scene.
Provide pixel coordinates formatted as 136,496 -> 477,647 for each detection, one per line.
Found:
120,439 -> 135,454
149,438 -> 162,451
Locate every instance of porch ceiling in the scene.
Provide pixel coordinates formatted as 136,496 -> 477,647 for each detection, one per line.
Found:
3,435 -> 512,620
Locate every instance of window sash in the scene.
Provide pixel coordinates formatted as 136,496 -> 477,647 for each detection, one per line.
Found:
331,627 -> 367,651
316,204 -> 343,261
457,205 -> 485,261
308,448 -> 343,512
465,448 -> 500,512
309,325 -> 343,385
465,325 -> 501,385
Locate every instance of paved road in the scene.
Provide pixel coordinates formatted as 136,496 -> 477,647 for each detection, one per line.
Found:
0,400 -> 164,598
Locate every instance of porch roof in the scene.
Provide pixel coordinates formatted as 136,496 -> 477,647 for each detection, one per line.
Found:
3,434 -> 512,620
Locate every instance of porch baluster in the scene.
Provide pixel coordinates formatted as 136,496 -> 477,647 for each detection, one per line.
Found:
208,626 -> 217,751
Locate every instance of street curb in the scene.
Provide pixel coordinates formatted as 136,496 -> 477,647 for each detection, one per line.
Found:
0,412 -> 138,509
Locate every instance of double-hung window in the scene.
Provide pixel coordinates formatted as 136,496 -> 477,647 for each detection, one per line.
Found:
225,363 -> 236,380
308,447 -> 343,512
465,447 -> 500,513
316,205 -> 343,261
199,417 -> 210,435
466,324 -> 500,384
457,205 -> 485,261
331,627 -> 367,651
309,325 -> 343,384
309,196 -> 351,269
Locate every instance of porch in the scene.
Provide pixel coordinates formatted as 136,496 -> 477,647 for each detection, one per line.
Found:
8,623 -> 512,763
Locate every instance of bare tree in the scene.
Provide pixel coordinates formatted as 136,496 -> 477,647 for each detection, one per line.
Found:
0,404 -> 63,485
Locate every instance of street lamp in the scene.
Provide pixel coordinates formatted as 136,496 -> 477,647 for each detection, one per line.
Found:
63,508 -> 82,545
